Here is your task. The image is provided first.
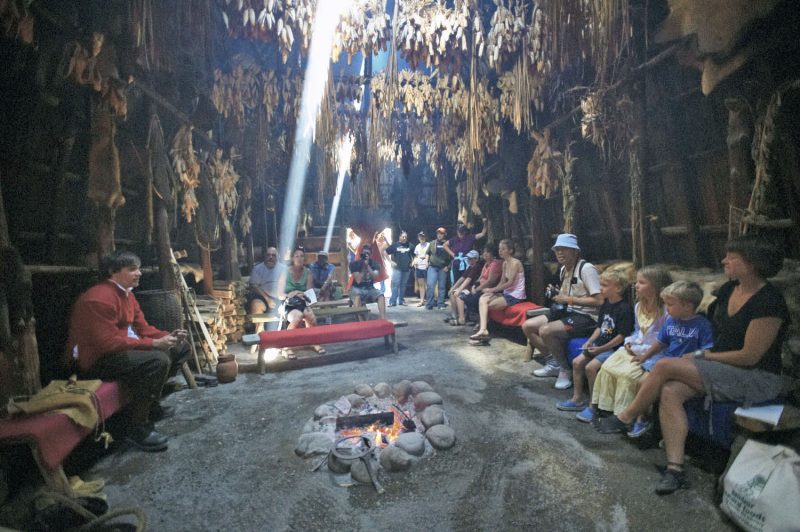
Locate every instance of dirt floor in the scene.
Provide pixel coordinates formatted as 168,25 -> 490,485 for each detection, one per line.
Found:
12,299 -> 737,531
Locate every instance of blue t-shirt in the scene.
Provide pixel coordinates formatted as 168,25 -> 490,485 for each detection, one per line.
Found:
644,314 -> 714,371
309,262 -> 335,288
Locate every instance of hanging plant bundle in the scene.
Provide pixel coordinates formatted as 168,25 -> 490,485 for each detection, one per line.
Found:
527,129 -> 563,199
210,148 -> 241,232
333,0 -> 391,64
170,124 -> 201,223
396,0 -> 471,72
486,0 -> 527,71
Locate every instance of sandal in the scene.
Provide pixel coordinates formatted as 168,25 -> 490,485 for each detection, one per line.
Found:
469,331 -> 490,341
449,319 -> 466,326
282,348 -> 297,360
313,345 -> 327,355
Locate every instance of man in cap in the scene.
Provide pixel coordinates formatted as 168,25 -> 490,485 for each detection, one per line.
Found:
309,250 -> 338,301
444,249 -> 483,323
248,246 -> 287,330
523,233 -> 602,390
425,227 -> 451,310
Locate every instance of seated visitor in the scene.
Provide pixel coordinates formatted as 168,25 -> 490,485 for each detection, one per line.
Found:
591,266 -> 672,437
603,236 -> 788,495
451,242 -> 503,326
309,250 -> 339,301
444,249 -> 482,325
283,247 -> 324,358
66,251 -> 191,452
556,268 -> 634,423
386,231 -> 414,307
349,243 -> 386,320
248,246 -> 287,332
469,239 -> 525,343
526,233 -> 603,389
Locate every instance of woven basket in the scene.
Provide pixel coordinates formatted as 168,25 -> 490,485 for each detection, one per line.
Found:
136,289 -> 183,331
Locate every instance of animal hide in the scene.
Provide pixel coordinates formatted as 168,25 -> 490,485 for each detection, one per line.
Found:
65,33 -> 105,92
655,0 -> 779,56
88,103 -> 125,209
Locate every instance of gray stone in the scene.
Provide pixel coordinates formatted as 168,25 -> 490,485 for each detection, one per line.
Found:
411,381 -> 434,394
420,405 -> 445,428
302,419 -> 319,433
379,445 -> 413,472
350,458 -> 374,484
414,391 -> 443,411
394,432 -> 426,456
346,394 -> 366,409
393,380 -> 413,402
313,404 -> 336,420
373,382 -> 392,398
295,432 -> 334,458
426,425 -> 456,450
354,384 -> 374,397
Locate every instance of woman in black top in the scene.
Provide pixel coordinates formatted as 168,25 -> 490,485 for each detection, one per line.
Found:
612,235 -> 789,495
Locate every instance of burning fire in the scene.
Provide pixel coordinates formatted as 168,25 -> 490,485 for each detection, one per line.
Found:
337,406 -> 410,448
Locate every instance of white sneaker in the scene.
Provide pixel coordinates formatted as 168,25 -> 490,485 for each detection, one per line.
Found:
533,363 -> 561,377
555,370 -> 573,390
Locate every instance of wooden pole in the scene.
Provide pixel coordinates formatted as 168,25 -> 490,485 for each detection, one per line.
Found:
200,246 -> 214,295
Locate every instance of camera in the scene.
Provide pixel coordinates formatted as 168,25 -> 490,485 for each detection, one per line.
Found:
544,284 -> 559,300
545,284 -> 568,318
360,250 -> 371,260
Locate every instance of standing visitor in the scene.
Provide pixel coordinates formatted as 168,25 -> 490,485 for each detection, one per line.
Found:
386,231 -> 414,306
426,227 -> 451,310
444,219 -> 487,283
412,231 -> 430,306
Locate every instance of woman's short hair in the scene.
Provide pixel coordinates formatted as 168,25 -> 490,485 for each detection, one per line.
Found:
499,239 -> 515,254
483,242 -> 499,258
725,234 -> 784,279
100,251 -> 141,279
600,269 -> 630,292
661,280 -> 704,310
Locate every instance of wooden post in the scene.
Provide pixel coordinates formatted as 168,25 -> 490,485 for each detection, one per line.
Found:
561,142 -> 576,234
528,196 -> 546,306
147,109 -> 177,291
201,246 -> 213,294
725,97 -> 754,233
629,86 -> 647,268
44,124 -> 77,263
96,205 -> 116,259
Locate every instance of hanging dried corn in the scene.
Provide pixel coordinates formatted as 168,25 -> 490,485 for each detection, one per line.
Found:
210,147 -> 240,232
170,124 -> 201,223
396,0 -> 470,73
333,0 -> 390,64
220,0 -> 313,63
527,129 -> 563,199
486,0 -> 527,71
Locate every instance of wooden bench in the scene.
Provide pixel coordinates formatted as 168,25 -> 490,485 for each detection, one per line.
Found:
243,319 -> 398,374
0,381 -> 126,496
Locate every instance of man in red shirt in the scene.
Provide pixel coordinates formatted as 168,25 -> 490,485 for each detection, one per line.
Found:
67,251 -> 189,451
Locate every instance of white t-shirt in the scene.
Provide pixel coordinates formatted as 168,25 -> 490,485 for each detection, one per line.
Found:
560,260 -> 601,320
414,242 -> 430,270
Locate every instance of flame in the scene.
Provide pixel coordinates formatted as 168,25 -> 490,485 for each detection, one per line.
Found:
337,407 -> 410,448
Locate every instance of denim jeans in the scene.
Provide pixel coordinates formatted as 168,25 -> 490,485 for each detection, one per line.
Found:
425,266 -> 447,308
390,269 -> 411,305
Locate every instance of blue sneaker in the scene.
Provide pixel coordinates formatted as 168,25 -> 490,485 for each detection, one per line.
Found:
627,419 -> 653,438
575,406 -> 595,423
556,399 -> 587,412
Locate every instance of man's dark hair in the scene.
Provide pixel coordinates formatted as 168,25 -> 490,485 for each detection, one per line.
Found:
483,242 -> 499,258
725,234 -> 784,279
100,250 -> 141,279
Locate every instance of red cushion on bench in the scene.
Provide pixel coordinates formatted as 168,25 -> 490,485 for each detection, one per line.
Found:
488,302 -> 544,327
257,319 -> 396,348
0,381 -> 125,471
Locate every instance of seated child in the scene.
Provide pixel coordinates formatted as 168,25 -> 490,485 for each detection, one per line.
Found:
596,280 -> 714,433
556,269 -> 634,423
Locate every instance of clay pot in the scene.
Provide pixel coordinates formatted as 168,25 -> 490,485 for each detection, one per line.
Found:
216,354 -> 238,383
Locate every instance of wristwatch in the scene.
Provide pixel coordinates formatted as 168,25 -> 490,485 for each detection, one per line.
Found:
692,349 -> 705,359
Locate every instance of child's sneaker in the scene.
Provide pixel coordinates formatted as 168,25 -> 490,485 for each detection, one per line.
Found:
655,468 -> 689,495
627,419 -> 653,438
556,399 -> 587,412
554,370 -> 573,390
575,406 -> 595,423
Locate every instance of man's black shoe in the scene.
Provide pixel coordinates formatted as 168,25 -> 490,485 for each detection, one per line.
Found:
126,427 -> 168,452
149,403 -> 175,422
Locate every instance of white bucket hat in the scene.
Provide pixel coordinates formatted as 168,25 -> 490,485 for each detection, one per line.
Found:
466,250 -> 480,259
552,233 -> 580,251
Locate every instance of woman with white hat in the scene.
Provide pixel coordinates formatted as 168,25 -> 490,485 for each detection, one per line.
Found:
522,233 -> 603,389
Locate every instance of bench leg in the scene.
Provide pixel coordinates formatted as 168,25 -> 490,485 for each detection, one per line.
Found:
391,333 -> 398,354
250,322 -> 264,354
258,347 -> 266,375
181,361 -> 198,389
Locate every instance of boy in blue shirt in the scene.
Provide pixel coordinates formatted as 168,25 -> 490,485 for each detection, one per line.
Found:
597,280 -> 713,434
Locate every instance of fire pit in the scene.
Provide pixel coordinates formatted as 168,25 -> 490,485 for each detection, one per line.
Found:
294,379 -> 456,491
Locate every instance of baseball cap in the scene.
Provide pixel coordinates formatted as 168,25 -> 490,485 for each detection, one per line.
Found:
466,250 -> 480,259
317,250 -> 328,256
